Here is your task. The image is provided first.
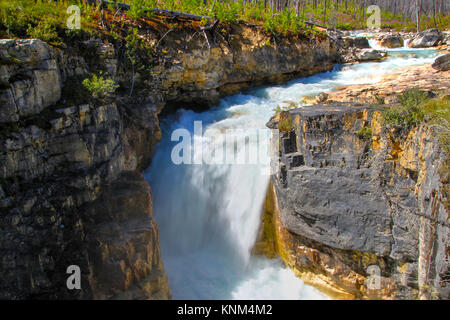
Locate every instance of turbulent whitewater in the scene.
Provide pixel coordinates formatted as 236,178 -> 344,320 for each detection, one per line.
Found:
144,41 -> 440,300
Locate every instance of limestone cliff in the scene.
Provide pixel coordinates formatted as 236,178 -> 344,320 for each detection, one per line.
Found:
0,39 -> 169,299
0,22 -> 339,299
266,104 -> 449,299
150,23 -> 338,110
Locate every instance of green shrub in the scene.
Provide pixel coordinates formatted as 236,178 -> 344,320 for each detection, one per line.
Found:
423,95 -> 450,153
82,73 -> 119,98
128,0 -> 148,20
374,94 -> 385,105
398,88 -> 429,111
422,95 -> 450,124
356,126 -> 372,141
383,89 -> 430,132
27,20 -> 60,43
0,0 -> 98,40
273,103 -> 296,115
278,113 -> 294,132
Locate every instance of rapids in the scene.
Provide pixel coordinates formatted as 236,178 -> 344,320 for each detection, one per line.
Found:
144,36 -> 440,300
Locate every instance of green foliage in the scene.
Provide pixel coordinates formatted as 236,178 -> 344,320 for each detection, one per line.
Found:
273,105 -> 282,114
82,73 -> 119,98
374,94 -> 385,105
0,0 -> 98,40
273,102 -> 297,115
383,89 -> 430,131
125,27 -> 154,78
383,90 -> 450,152
356,126 -> 373,141
423,95 -> 450,153
1,0 -> 449,42
278,114 -> 294,132
422,95 -> 450,124
128,0 -> 148,20
398,89 -> 430,111
27,20 -> 60,44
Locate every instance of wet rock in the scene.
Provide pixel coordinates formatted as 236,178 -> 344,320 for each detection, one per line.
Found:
432,53 -> 450,71
355,49 -> 387,61
342,36 -> 371,49
378,35 -> 404,48
86,171 -> 171,300
268,103 -> 449,299
322,64 -> 450,105
410,29 -> 443,48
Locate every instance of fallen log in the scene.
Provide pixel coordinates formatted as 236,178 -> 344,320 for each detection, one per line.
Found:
87,0 -> 213,22
87,1 -> 343,34
305,20 -> 343,34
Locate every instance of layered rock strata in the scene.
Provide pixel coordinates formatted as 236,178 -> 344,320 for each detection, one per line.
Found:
265,104 -> 449,299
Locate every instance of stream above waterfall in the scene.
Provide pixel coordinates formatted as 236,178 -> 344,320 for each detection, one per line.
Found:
144,39 -> 441,300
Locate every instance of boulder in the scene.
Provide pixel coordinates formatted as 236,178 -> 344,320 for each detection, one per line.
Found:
409,28 -> 443,48
356,49 -> 387,61
443,32 -> 450,45
342,36 -> 370,49
432,53 -> 450,71
378,35 -> 404,48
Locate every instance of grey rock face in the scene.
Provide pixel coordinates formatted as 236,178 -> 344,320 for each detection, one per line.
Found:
268,104 -> 449,299
341,37 -> 371,49
410,29 -> 443,48
378,35 -> 404,48
0,39 -> 166,299
355,49 -> 387,61
432,53 -> 450,71
0,39 -> 61,123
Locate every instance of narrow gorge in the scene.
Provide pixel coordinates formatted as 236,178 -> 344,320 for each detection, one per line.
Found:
1,11 -> 449,300
0,22 -> 339,299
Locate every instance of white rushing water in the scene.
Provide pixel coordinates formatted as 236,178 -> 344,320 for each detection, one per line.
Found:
144,41 -> 440,300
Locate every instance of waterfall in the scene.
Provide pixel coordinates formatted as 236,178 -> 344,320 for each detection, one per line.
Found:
404,38 -> 411,49
144,45 -> 439,300
368,37 -> 385,50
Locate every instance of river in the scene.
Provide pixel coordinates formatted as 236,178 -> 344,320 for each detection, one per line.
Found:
144,36 -> 440,300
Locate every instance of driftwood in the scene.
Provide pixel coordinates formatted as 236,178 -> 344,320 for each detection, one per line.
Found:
305,20 -> 344,34
87,0 -> 213,23
87,0 -> 344,43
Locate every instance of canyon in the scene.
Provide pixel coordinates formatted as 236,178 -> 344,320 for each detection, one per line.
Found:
0,23 -> 448,300
0,24 -> 338,299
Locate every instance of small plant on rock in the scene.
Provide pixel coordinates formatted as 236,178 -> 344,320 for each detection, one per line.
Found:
82,73 -> 119,99
356,126 -> 373,141
383,88 -> 430,133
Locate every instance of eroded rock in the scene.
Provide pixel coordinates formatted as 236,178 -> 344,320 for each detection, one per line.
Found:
432,53 -> 450,71
355,48 -> 387,61
267,104 -> 449,299
410,29 -> 443,48
378,35 -> 404,48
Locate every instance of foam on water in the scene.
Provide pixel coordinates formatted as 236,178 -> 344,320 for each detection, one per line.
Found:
144,43 -> 439,300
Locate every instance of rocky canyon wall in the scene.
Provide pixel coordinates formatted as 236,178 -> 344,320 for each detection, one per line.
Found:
265,104 -> 449,299
0,23 -> 339,299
